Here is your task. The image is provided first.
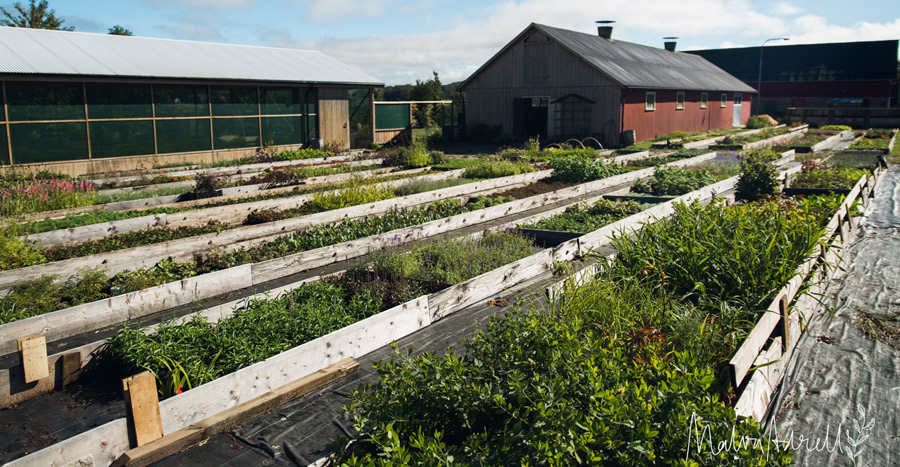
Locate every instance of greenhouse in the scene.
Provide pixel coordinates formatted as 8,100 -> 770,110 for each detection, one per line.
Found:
0,27 -> 382,172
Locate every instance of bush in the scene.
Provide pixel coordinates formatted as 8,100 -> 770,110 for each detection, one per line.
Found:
736,150 -> 779,201
551,156 -> 622,183
381,140 -> 431,168
745,115 -> 773,129
632,167 -> 717,196
462,160 -> 534,179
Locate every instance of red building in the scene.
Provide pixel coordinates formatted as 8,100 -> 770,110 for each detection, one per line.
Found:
459,23 -> 755,146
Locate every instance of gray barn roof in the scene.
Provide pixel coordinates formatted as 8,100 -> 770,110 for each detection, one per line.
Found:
0,26 -> 383,86
462,23 -> 755,93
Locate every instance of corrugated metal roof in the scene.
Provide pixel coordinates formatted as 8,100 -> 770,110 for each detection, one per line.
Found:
461,23 -> 755,93
0,27 -> 383,86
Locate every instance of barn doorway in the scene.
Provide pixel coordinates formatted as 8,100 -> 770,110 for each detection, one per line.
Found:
513,97 -> 548,141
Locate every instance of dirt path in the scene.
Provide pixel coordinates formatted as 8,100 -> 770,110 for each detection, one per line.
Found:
769,166 -> 900,466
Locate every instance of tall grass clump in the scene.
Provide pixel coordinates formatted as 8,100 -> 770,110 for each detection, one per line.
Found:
0,176 -> 97,217
462,160 -> 534,179
610,199 -> 825,310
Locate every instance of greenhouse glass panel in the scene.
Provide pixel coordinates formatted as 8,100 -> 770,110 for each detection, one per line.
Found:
261,87 -> 303,115
6,82 -> 85,121
307,114 -> 318,142
211,86 -> 258,117
86,84 -> 152,119
261,116 -> 305,146
154,85 -> 210,118
212,117 -> 259,149
9,122 -> 88,163
156,119 -> 212,154
0,126 -> 8,165
89,120 -> 155,158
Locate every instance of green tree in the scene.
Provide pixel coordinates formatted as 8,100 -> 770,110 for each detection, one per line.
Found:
407,71 -> 443,127
0,0 -> 73,30
108,25 -> 133,36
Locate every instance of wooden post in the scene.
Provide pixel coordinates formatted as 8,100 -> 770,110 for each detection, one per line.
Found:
123,371 -> 164,448
17,335 -> 49,383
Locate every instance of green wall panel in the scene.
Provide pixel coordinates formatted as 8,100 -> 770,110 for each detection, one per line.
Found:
90,120 -> 155,158
375,103 -> 410,130
156,119 -> 212,154
212,117 -> 259,149
211,86 -> 258,117
261,115 -> 305,146
154,85 -> 210,118
9,122 -> 88,163
6,82 -> 85,121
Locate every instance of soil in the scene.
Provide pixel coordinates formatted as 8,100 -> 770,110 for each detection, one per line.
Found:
487,179 -> 579,199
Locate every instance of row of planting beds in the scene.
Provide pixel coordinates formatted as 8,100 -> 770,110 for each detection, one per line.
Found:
300,160 -> 883,465
709,124 -> 807,150
3,160 -> 742,466
847,128 -> 897,153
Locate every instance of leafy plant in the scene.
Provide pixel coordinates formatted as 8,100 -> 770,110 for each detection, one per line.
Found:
791,161 -> 867,189
631,167 -> 717,196
0,223 -> 45,271
818,125 -> 851,132
745,115 -> 773,129
462,160 -> 535,179
0,176 -> 97,217
521,198 -> 645,233
551,156 -> 622,183
736,149 -> 779,201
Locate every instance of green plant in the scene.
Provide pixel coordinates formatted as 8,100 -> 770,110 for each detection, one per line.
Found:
520,198 -> 645,233
791,161 -> 867,189
382,140 -> 431,168
819,125 -> 851,132
462,160 -> 535,179
193,172 -> 226,194
0,176 -> 97,217
305,183 -> 395,212
736,150 -> 779,201
745,115 -> 772,129
631,167 -> 717,196
0,223 -> 45,271
551,157 -> 622,183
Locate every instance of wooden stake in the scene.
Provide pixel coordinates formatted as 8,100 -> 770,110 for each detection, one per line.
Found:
17,335 -> 49,383
123,371 -> 164,448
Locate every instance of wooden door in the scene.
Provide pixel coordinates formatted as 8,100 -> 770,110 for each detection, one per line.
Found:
318,87 -> 350,150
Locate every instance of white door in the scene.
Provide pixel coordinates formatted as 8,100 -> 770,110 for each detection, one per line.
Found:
733,93 -> 742,126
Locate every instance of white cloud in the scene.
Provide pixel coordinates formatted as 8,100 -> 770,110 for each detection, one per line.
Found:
303,0 -> 397,22
273,0 -> 899,84
156,23 -> 225,41
772,2 -> 804,16
140,0 -> 257,9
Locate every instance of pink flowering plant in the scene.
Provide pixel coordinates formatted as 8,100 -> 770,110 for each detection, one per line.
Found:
0,175 -> 97,217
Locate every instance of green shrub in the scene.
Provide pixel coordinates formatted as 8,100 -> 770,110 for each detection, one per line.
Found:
462,160 -> 535,179
745,115 -> 772,129
631,167 -> 717,196
382,141 -> 431,168
736,150 -> 779,201
551,157 -> 622,183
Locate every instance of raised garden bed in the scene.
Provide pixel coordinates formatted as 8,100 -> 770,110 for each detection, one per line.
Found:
4,173 -> 738,467
847,128 -> 896,153
709,125 -> 807,151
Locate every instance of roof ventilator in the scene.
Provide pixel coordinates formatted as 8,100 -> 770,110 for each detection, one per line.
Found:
596,20 -> 614,39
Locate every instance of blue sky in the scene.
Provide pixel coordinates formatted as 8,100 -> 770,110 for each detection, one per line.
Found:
7,0 -> 900,84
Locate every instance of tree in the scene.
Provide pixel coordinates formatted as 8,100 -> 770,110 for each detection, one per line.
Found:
108,25 -> 133,36
0,0 -> 74,30
407,71 -> 443,127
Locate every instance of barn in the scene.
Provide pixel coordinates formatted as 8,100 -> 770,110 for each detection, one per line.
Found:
459,23 -> 756,147
0,27 -> 382,174
689,40 -> 899,116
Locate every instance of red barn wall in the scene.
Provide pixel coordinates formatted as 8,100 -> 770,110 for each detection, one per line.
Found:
622,90 -> 752,142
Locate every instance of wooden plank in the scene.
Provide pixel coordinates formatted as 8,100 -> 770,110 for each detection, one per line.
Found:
123,371 -> 164,448
26,214 -> 167,247
0,265 -> 252,356
17,335 -> 49,383
113,359 -> 358,467
734,337 -> 785,420
158,296 -> 429,434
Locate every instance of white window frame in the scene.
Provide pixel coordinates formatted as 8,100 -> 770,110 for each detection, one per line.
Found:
645,91 -> 656,111
700,92 -> 708,109
734,93 -> 742,105
676,91 -> 685,110
720,93 -> 728,108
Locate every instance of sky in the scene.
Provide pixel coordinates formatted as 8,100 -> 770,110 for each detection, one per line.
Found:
5,0 -> 900,85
